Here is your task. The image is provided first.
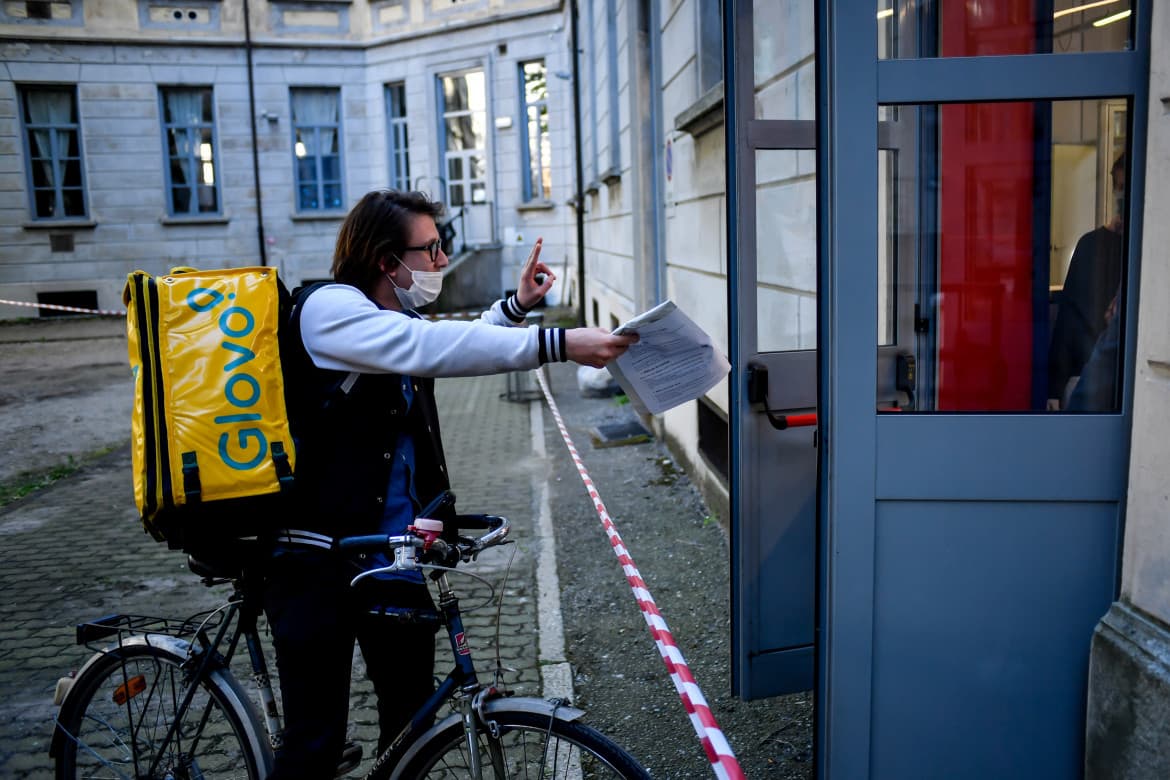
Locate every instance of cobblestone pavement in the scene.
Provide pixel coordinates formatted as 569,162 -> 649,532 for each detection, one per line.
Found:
0,317 -> 542,777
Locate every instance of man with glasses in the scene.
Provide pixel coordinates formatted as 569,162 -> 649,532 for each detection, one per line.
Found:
263,189 -> 635,779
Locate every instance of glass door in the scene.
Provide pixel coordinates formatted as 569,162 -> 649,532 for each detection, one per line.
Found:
815,1 -> 1149,777
727,0 -> 821,700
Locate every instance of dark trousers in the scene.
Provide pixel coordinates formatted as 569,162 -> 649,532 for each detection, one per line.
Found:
263,551 -> 437,779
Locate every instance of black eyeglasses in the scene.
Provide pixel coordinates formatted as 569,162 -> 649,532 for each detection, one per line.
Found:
401,239 -> 443,263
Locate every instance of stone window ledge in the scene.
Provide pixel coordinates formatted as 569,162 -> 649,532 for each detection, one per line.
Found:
291,211 -> 346,222
160,215 -> 230,226
23,219 -> 97,230
675,82 -> 724,138
516,200 -> 556,212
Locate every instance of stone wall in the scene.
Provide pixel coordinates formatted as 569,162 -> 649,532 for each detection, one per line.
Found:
1085,2 -> 1170,775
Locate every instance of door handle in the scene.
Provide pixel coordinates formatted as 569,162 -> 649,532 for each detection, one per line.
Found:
747,363 -> 818,431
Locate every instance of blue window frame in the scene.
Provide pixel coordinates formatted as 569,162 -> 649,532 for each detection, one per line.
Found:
519,60 -> 551,201
290,87 -> 343,211
386,82 -> 410,192
698,0 -> 722,94
604,0 -> 621,174
18,84 -> 87,220
585,0 -> 599,183
159,86 -> 220,216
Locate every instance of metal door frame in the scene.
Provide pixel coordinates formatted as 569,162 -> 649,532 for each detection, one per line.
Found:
725,0 -> 821,695
813,3 -> 1152,777
727,0 -> 1152,775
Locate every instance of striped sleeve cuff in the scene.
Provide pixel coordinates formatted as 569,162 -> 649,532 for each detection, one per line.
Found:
501,294 -> 531,323
537,327 -> 567,364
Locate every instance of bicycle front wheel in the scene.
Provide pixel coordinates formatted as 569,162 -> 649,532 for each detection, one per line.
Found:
53,637 -> 273,780
393,707 -> 650,779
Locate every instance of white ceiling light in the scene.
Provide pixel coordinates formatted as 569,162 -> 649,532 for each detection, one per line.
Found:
1053,0 -> 1119,20
1092,9 -> 1132,27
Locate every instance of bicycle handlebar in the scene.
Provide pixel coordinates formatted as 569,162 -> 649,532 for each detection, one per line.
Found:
340,515 -> 511,585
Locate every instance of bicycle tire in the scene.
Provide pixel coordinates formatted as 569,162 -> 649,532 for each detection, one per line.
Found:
53,636 -> 273,780
388,707 -> 651,779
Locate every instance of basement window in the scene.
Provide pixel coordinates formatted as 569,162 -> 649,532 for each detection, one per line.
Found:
37,290 -> 98,318
697,397 -> 729,482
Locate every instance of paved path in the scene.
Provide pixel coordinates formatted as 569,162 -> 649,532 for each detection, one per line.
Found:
0,368 -> 544,778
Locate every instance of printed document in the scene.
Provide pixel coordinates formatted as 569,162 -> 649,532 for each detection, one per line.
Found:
607,301 -> 730,415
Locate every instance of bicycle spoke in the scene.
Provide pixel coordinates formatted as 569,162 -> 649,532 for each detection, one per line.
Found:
57,646 -> 265,779
406,718 -> 632,779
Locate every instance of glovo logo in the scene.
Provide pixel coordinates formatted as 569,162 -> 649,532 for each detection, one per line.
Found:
187,285 -> 269,471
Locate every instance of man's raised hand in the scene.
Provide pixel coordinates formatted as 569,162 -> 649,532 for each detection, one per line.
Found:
517,237 -> 556,310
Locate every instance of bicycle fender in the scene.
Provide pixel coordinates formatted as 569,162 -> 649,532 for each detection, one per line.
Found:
48,634 -> 202,758
387,697 -> 586,779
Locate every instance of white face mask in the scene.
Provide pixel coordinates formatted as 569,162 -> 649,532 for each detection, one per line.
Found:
387,256 -> 443,309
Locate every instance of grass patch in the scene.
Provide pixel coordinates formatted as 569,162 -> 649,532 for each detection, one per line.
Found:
0,444 -> 122,508
0,459 -> 80,507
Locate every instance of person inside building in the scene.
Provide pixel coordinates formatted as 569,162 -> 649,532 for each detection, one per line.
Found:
1048,152 -> 1127,409
1066,282 -> 1122,412
264,188 -> 637,779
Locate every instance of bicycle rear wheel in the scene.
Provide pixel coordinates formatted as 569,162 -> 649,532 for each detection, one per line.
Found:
53,637 -> 272,780
391,708 -> 650,779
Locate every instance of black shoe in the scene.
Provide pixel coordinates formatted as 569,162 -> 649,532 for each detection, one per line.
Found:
335,741 -> 363,777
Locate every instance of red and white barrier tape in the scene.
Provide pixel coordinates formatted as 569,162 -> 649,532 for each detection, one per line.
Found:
534,369 -> 746,780
0,299 -> 125,317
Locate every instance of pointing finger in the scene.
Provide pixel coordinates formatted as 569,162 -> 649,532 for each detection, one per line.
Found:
524,238 -> 544,270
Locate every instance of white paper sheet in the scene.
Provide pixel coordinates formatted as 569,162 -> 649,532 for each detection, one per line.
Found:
606,300 -> 730,415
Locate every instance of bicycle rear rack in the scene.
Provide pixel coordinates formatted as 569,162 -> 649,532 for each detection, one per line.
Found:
75,610 -> 227,651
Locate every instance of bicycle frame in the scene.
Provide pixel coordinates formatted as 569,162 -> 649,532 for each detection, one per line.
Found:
363,567 -> 491,778
57,512 -> 611,780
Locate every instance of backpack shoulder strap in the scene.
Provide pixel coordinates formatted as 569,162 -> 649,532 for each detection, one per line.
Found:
284,282 -> 360,397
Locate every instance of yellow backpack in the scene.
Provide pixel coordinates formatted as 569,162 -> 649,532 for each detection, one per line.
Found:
123,267 -> 296,549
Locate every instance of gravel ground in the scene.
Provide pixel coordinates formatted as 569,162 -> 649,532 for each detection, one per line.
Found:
0,317 -> 130,489
541,362 -> 813,778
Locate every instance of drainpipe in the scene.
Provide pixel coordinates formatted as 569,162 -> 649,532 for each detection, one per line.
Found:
570,0 -> 586,326
243,0 -> 268,266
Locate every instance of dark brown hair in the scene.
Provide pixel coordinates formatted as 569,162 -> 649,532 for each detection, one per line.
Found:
331,190 -> 444,293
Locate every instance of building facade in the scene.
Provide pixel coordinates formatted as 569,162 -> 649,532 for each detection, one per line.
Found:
0,0 -> 577,316
571,0 -> 1169,774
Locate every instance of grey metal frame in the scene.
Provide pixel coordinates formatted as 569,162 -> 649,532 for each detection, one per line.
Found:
725,0 -> 821,699
727,0 -> 1151,775
813,2 -> 1151,777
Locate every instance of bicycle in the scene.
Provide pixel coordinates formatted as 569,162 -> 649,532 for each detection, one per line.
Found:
49,508 -> 651,779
